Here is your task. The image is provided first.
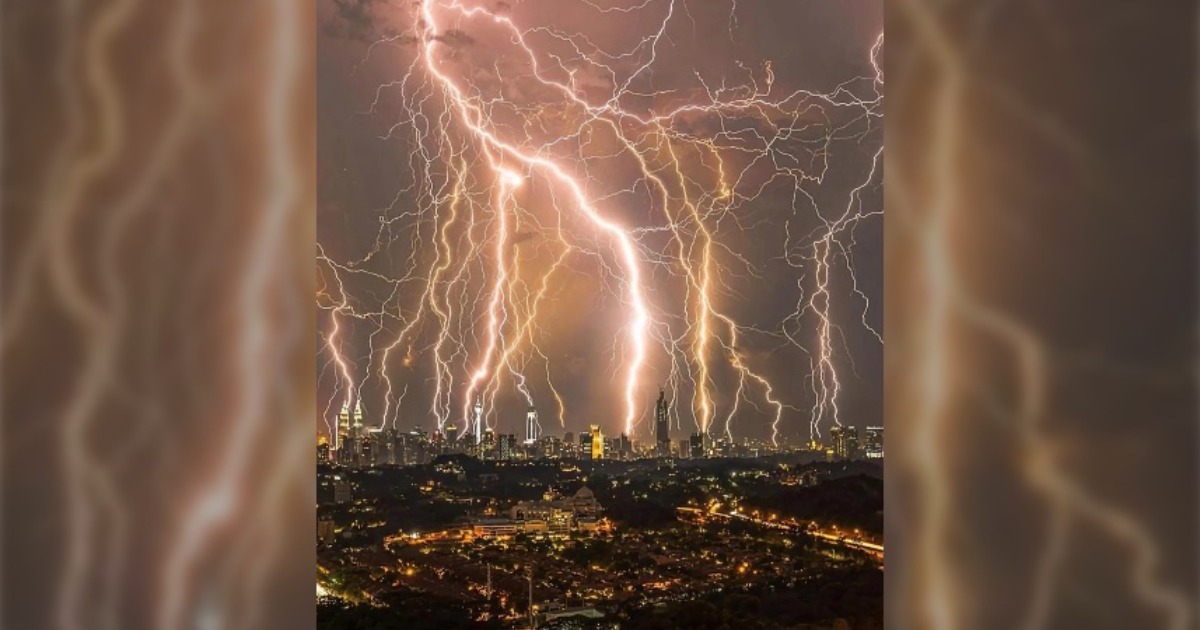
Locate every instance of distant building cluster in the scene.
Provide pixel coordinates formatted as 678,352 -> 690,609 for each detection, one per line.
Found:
827,425 -> 884,460
472,486 -> 605,538
318,392 -> 883,468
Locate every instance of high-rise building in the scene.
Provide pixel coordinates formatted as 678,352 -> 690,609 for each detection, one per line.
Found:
398,429 -> 412,463
333,475 -> 352,504
444,424 -> 460,448
619,433 -> 631,459
540,435 -> 561,458
499,434 -> 518,460
472,395 -> 484,445
831,425 -> 860,459
580,430 -> 592,461
677,439 -> 690,458
352,399 -> 365,466
606,436 -> 620,459
317,436 -> 330,464
590,424 -> 605,460
482,429 -> 497,460
829,425 -> 845,457
381,428 -> 396,464
689,433 -> 705,459
524,406 -> 540,444
337,400 -> 351,442
654,389 -> 670,456
336,400 -> 352,464
864,426 -> 883,459
361,430 -> 376,466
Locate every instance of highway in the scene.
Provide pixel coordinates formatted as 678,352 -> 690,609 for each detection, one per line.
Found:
676,506 -> 884,562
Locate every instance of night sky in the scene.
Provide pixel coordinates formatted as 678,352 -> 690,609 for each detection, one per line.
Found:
317,0 -> 882,444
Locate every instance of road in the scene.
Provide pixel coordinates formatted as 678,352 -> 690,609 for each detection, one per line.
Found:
676,506 -> 884,562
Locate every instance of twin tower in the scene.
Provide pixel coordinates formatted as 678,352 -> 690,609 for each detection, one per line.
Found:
469,394 -> 540,445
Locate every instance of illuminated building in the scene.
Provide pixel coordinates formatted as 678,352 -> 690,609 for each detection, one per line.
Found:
829,425 -> 845,457
472,395 -> 484,445
676,439 -> 690,458
579,430 -> 592,461
499,434 -> 518,460
333,475 -> 352,504
444,424 -> 459,451
398,429 -> 412,463
590,424 -> 605,460
351,399 -> 365,466
476,486 -> 604,539
317,435 -> 330,464
472,518 -> 523,538
689,433 -> 705,459
563,431 -> 575,458
654,389 -> 670,456
539,435 -> 561,458
619,433 -> 631,459
830,425 -> 860,459
481,428 -> 497,460
317,519 -> 336,545
524,405 -> 540,444
336,400 -> 352,465
362,428 -> 379,466
380,428 -> 396,465
864,426 -> 883,459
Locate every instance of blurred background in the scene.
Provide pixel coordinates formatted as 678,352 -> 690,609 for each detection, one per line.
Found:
2,1 -> 316,629
886,0 -> 1196,628
1,1 -> 1193,630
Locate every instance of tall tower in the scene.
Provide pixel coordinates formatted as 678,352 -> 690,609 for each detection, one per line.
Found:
524,405 -> 540,444
352,398 -> 365,465
472,395 -> 484,445
654,389 -> 670,456
336,400 -> 352,450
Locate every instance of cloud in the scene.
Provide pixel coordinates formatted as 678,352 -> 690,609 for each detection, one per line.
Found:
324,0 -> 384,41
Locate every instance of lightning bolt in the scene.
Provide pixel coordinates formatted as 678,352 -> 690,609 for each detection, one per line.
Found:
321,0 -> 883,453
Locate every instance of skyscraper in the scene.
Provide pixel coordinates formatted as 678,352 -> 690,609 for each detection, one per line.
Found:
590,424 -> 605,460
831,425 -> 860,459
362,427 -> 379,466
579,430 -> 592,461
864,426 -> 883,459
654,389 -> 670,456
524,405 -> 540,444
499,434 -> 517,460
336,400 -> 352,463
689,433 -> 704,459
483,428 -> 497,460
317,436 -> 330,464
